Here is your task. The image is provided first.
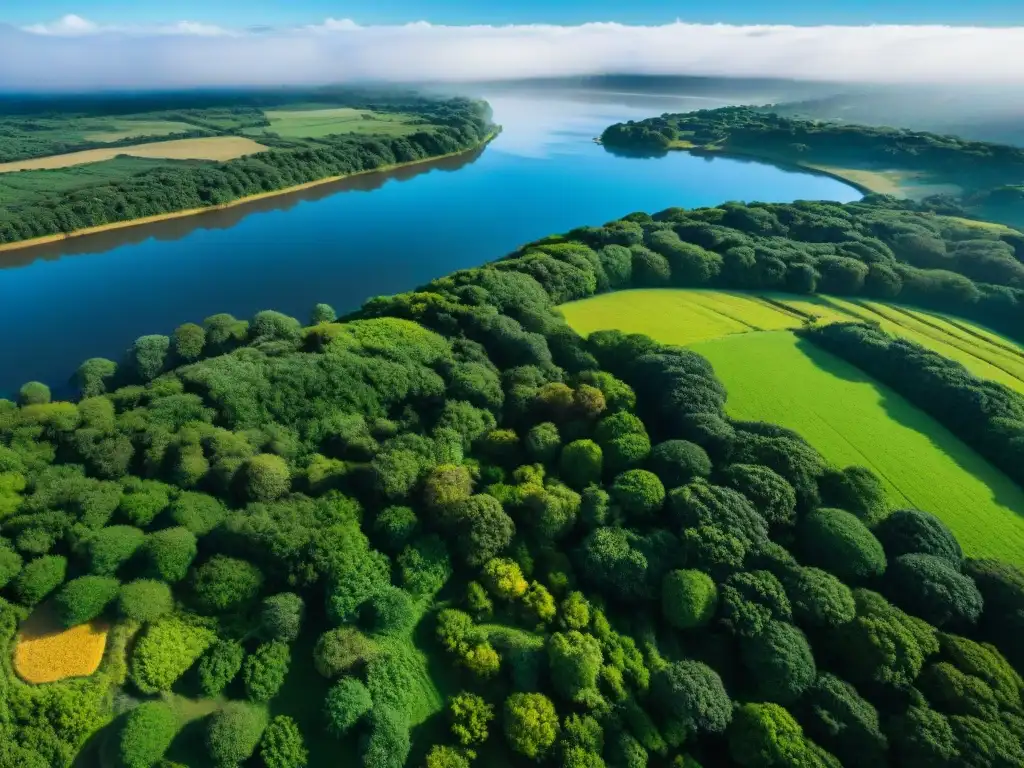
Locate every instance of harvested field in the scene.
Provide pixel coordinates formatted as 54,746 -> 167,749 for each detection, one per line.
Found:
13,604 -> 108,683
0,136 -> 268,173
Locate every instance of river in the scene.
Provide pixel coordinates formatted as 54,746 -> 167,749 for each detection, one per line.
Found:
0,89 -> 860,397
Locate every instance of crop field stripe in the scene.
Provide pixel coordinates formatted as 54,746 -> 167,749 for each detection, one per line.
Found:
690,331 -> 1024,565
915,311 -> 1024,361
0,136 -> 268,173
853,300 -> 1024,391
881,304 -> 1024,371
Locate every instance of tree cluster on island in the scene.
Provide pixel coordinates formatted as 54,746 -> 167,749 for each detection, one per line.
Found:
0,194 -> 1023,767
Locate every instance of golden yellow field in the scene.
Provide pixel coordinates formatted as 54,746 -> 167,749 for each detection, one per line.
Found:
0,137 -> 268,173
13,606 -> 109,683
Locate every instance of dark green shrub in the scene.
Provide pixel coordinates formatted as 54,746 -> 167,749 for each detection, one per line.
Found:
649,440 -> 711,488
799,673 -> 886,768
168,492 -> 226,535
362,586 -> 416,636
799,508 -> 886,584
54,575 -> 119,627
373,506 -> 419,552
117,579 -> 174,623
740,621 -> 816,704
820,465 -> 888,525
781,566 -> 856,629
259,715 -> 308,768
259,592 -> 305,642
874,508 -> 963,565
117,700 -> 179,768
83,525 -> 145,575
720,570 -> 792,637
243,641 -> 290,702
662,569 -> 718,629
324,677 -> 373,737
13,555 -> 67,606
651,660 -> 732,739
191,555 -> 264,613
241,454 -> 291,502
526,422 -> 561,463
206,701 -> 268,767
314,627 -> 376,678
18,382 -> 51,406
884,553 -> 982,628
141,527 -> 197,583
720,464 -> 797,527
198,640 -> 245,696
728,702 -> 838,767
611,469 -> 665,520
560,440 -> 603,490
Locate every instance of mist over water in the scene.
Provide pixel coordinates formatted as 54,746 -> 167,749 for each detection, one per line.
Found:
0,87 -> 860,397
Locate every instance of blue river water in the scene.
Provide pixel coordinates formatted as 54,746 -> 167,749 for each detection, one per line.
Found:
0,90 -> 860,396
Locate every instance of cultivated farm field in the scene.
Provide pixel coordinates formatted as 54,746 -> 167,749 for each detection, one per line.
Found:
251,107 -> 426,140
13,604 -> 109,684
562,288 -> 1024,393
691,330 -> 1024,565
0,136 -> 269,173
562,288 -> 1024,564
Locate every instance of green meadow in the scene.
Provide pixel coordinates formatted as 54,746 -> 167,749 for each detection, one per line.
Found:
562,288 -> 1024,564
251,108 -> 426,140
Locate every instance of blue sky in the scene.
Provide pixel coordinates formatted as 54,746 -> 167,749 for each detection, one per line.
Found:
6,0 -> 1024,27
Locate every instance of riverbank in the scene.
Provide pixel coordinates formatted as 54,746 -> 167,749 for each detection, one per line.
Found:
0,131 -> 499,255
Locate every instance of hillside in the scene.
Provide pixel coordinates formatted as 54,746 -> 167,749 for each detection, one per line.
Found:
1,197 -> 1024,767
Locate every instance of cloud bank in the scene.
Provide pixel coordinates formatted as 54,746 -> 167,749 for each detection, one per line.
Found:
3,15 -> 1023,90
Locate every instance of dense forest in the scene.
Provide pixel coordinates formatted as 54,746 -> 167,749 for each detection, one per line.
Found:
1,196 -> 1024,767
0,95 -> 493,245
600,107 -> 1024,226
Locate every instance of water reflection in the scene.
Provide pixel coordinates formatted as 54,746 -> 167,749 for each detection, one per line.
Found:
0,144 -> 487,268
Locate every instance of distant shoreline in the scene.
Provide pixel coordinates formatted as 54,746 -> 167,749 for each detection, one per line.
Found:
0,131 -> 498,255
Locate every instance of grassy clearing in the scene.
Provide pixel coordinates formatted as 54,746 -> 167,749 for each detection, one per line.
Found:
560,289 -> 802,346
691,331 -> 1024,565
13,604 -> 109,683
0,157 -> 176,206
0,137 -> 267,173
83,120 -> 198,143
252,108 -> 425,140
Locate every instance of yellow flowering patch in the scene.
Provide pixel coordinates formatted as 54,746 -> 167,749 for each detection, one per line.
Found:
13,605 -> 109,684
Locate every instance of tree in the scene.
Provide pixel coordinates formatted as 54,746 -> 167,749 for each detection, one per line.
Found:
18,382 -> 50,406
728,703 -> 839,768
884,553 -> 983,628
325,677 -> 373,737
874,508 -> 963,566
887,706 -> 958,768
720,464 -> 797,528
504,692 -> 560,759
611,470 -> 665,520
199,640 -> 245,696
829,589 -> 938,689
259,715 -> 308,768
799,673 -> 887,768
241,454 -> 291,502
191,555 -> 264,613
449,494 -> 515,567
682,525 -> 746,580
484,557 -> 528,600
526,422 -> 561,463
720,570 -> 792,637
648,440 -> 711,488
130,335 -> 171,381
560,440 -> 604,490
314,627 -> 376,678
560,591 -> 591,631
83,525 -> 145,576
75,357 -> 118,397
798,508 -> 886,584
780,566 -> 856,629
250,310 -> 302,343
426,746 -> 472,768
397,534 -> 452,598
118,579 -> 173,623
362,586 -> 416,636
173,323 -> 206,362
168,492 -> 226,535
669,481 -> 768,545
938,634 -> 1023,713
0,544 -> 22,589
424,464 -> 474,513
662,569 -> 718,629
548,631 -> 603,705
373,506 -> 419,552
13,555 -> 67,606
141,527 -> 197,583
243,641 -> 290,701
259,592 -> 305,642
131,618 -> 215,693
820,466 -> 888,526
651,660 -> 732,739
206,701 -> 268,768
311,303 -> 336,324
449,692 -> 494,747
740,621 -> 816,704
117,700 -> 179,768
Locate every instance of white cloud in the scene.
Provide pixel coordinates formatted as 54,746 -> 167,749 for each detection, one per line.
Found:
5,17 -> 1024,90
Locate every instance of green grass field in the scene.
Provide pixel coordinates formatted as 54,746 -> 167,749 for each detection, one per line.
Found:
83,119 -> 198,143
562,288 -> 1024,564
250,108 -> 426,140
0,156 -> 193,206
561,289 -> 1024,394
692,331 -> 1024,565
